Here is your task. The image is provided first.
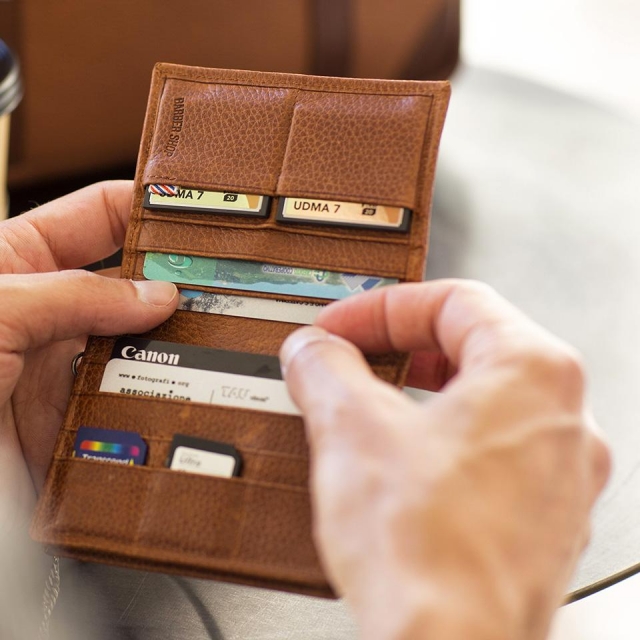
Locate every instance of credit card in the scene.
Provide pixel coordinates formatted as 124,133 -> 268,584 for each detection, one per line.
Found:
144,185 -> 270,217
144,253 -> 398,300
99,337 -> 300,416
73,426 -> 147,466
178,290 -> 323,324
277,197 -> 410,231
167,435 -> 242,478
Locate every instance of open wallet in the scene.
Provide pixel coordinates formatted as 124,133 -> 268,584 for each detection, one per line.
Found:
30,64 -> 450,598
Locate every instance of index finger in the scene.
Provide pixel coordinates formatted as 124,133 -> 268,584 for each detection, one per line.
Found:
315,280 -> 563,372
1,180 -> 133,272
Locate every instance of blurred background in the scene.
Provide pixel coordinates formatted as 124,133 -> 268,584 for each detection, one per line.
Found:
464,0 -> 640,119
1,0 -> 638,208
1,2 -> 639,638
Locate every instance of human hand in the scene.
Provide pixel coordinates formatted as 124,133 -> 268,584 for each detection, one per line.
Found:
280,281 -> 610,640
0,181 -> 177,529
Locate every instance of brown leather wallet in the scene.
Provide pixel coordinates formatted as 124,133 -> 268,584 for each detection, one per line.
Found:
30,64 -> 450,597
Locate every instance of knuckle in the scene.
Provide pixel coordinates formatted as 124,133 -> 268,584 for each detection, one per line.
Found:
546,346 -> 585,388
454,279 -> 498,303
590,434 -> 612,492
61,268 -> 100,287
519,343 -> 587,396
307,384 -> 368,435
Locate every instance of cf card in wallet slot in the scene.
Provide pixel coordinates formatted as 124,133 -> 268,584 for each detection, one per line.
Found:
144,185 -> 270,217
167,435 -> 242,478
277,197 -> 411,231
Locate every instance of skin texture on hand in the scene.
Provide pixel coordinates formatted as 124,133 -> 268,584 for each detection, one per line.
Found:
280,281 -> 611,640
0,181 -> 177,531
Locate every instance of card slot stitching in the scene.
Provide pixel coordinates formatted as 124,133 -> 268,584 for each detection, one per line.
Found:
263,223 -> 410,245
141,212 -> 272,229
145,89 -> 301,193
275,192 -> 417,212
158,283 -> 330,305
49,456 -> 308,493
141,207 -> 411,242
135,243 -> 404,264
273,88 -> 428,208
406,94 -> 437,279
135,246 -> 405,279
273,88 -> 300,195
276,186 -> 411,206
70,390 -> 303,420
124,77 -> 168,278
59,432 -> 309,462
142,184 -> 417,219
38,531 -> 324,582
143,178 -> 274,193
78,354 -> 404,370
415,95 -> 436,215
160,72 -> 446,99
171,285 -> 330,307
135,219 -> 411,251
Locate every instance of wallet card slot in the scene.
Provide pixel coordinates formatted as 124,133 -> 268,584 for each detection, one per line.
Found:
33,458 -> 322,581
56,433 -> 309,487
32,457 -> 153,544
63,391 -> 309,457
142,200 -> 412,244
277,91 -> 433,210
260,210 -> 412,243
136,468 -> 319,576
136,308 -> 303,354
80,337 -> 409,385
142,78 -> 297,194
135,220 -> 409,278
132,253 -> 338,305
132,251 -> 331,304
141,209 -> 274,229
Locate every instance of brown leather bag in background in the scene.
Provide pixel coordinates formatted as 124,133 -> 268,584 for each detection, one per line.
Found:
0,0 -> 459,186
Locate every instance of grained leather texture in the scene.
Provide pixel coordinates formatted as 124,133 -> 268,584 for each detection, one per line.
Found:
145,79 -> 297,194
133,223 -> 411,277
31,64 -> 450,598
277,91 -> 431,207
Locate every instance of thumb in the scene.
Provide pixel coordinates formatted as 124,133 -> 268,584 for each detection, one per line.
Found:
280,326 -> 396,448
0,271 -> 178,352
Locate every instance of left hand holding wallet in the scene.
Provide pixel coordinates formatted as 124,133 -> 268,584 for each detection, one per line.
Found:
0,181 -> 177,528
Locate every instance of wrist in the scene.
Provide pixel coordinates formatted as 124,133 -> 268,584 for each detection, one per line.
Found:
349,564 -> 518,640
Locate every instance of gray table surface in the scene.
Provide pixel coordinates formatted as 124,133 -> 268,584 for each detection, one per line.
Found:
50,65 -> 640,639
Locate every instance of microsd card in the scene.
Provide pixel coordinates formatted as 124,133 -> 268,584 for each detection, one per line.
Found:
167,435 -> 242,478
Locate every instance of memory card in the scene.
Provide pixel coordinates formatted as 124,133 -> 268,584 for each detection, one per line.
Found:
73,426 -> 147,466
276,196 -> 411,231
167,435 -> 242,478
144,185 -> 270,217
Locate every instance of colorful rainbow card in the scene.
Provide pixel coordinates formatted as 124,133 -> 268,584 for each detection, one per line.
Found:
73,426 -> 147,466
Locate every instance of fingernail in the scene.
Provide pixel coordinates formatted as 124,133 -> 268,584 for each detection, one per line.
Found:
280,326 -> 330,378
133,280 -> 177,306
